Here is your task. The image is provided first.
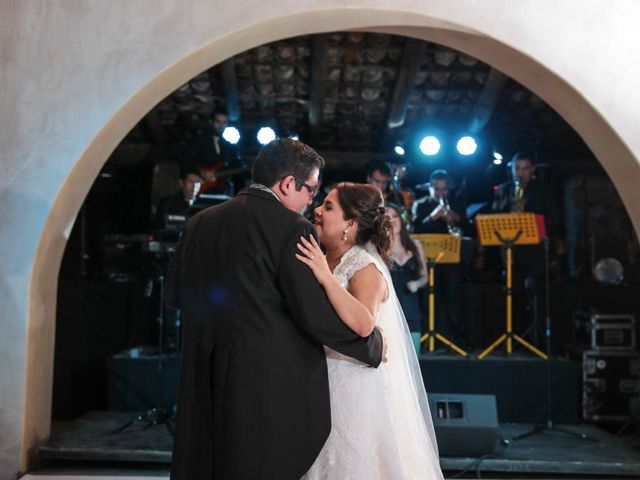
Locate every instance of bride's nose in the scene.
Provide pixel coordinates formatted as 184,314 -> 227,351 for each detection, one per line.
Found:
314,205 -> 322,217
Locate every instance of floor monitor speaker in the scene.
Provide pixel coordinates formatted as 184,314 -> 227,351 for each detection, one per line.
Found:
429,393 -> 498,457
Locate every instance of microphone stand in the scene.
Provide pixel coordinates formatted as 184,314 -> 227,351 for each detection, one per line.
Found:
144,275 -> 170,424
112,276 -> 170,433
505,237 -> 594,444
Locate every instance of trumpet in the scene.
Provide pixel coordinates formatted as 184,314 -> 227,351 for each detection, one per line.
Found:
429,197 -> 462,237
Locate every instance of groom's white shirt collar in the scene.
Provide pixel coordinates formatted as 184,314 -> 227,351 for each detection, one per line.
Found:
250,183 -> 281,202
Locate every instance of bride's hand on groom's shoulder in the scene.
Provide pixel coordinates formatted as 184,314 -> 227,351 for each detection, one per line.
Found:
295,235 -> 332,286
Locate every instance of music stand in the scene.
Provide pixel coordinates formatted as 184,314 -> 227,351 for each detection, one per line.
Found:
475,213 -> 547,360
412,234 -> 468,357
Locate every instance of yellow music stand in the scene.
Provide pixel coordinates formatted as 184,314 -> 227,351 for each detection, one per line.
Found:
475,213 -> 548,360
412,234 -> 468,357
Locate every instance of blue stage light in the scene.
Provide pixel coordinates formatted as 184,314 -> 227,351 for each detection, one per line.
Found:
257,127 -> 276,145
419,136 -> 441,156
394,145 -> 405,156
222,126 -> 241,145
457,136 -> 477,155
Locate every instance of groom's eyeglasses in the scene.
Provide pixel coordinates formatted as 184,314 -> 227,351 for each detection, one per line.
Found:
293,177 -> 320,197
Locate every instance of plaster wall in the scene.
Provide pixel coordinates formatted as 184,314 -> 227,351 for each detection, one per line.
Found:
1,0 -> 638,477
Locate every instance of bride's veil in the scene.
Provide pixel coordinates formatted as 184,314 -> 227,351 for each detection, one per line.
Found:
364,242 -> 442,478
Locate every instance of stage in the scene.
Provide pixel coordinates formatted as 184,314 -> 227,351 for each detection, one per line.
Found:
418,352 -> 582,423
35,351 -> 639,477
35,411 -> 640,478
36,352 -> 636,478
102,350 -> 581,424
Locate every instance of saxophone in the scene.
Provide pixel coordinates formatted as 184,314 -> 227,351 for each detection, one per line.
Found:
511,180 -> 524,213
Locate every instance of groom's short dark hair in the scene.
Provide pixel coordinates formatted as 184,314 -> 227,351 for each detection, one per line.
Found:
252,139 -> 325,187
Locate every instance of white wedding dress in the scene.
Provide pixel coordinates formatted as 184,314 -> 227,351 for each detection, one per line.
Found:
302,244 -> 443,480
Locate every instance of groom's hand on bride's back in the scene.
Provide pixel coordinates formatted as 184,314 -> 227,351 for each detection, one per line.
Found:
375,326 -> 388,363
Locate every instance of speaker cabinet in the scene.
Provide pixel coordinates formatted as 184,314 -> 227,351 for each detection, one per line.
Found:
105,352 -> 178,412
429,393 -> 498,457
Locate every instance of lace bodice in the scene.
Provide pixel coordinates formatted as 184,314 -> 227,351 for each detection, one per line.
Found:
332,245 -> 377,290
324,245 -> 383,363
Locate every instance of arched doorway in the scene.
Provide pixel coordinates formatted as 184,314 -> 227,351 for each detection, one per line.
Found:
15,3 -> 639,473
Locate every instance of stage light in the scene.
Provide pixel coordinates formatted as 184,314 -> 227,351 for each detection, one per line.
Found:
222,126 -> 241,145
457,136 -> 477,155
394,145 -> 405,156
489,147 -> 503,165
419,136 -> 441,156
257,127 -> 276,145
289,133 -> 300,141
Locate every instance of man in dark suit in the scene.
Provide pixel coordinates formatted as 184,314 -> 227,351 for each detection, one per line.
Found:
491,152 -> 560,231
186,108 -> 232,168
412,169 -> 468,236
491,151 -> 561,337
186,107 -> 242,194
166,139 -> 385,479
153,165 -> 203,228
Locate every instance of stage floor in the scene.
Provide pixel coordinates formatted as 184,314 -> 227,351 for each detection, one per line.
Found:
35,411 -> 640,478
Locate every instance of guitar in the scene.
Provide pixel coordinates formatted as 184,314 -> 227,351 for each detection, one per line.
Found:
198,163 -> 250,193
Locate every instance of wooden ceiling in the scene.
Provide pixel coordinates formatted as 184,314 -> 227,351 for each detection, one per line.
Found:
125,32 -> 592,168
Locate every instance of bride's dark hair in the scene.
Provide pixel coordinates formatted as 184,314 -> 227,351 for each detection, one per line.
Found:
334,182 -> 392,263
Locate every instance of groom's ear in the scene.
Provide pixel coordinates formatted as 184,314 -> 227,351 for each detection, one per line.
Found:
274,175 -> 293,195
278,175 -> 295,196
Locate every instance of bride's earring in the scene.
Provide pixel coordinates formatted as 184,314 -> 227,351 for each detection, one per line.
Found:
342,228 -> 349,241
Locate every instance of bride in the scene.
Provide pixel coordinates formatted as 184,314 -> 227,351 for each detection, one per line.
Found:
295,182 -> 443,479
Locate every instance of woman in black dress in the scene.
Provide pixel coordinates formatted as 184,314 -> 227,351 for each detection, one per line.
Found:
386,204 -> 428,353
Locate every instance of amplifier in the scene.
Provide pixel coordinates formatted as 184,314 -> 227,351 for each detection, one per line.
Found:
568,348 -> 640,422
573,311 -> 636,351
106,350 -> 179,412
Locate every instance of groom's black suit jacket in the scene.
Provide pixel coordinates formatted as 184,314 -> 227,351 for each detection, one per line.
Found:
166,188 -> 383,479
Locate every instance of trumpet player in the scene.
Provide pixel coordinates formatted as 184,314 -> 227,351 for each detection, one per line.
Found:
412,169 -> 467,235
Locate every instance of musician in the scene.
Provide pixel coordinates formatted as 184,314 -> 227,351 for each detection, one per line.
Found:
366,160 -> 415,223
491,151 -> 561,339
154,166 -> 203,227
366,161 -> 392,197
412,169 -> 467,347
491,152 -> 561,231
412,170 -> 468,235
186,107 -> 239,194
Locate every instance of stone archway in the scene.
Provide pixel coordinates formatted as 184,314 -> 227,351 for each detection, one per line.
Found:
3,2 -> 638,476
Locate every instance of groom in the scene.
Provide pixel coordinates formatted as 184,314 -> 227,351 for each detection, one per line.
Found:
166,139 -> 385,479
